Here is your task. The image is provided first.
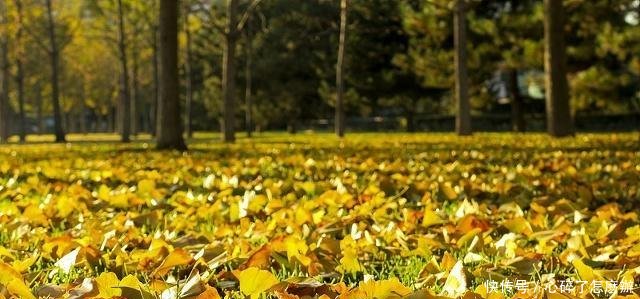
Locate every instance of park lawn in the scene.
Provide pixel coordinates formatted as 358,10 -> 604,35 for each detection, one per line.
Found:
0,132 -> 639,299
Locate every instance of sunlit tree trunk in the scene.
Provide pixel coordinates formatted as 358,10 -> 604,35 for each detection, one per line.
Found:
46,0 -> 65,142
221,0 -> 238,143
544,0 -> 573,137
454,0 -> 471,136
150,26 -> 159,136
509,68 -> 525,132
117,0 -> 130,142
335,0 -> 347,138
156,0 -> 186,150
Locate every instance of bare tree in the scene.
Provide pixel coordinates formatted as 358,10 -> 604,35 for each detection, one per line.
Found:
454,0 -> 471,136
156,0 -> 186,150
46,0 -> 65,142
335,0 -> 347,138
544,0 -> 573,137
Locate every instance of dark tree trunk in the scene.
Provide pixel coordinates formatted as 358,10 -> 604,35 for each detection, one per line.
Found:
0,0 -> 8,142
15,0 -> 25,142
184,10 -> 193,138
80,102 -> 87,134
156,0 -> 186,150
117,0 -> 130,142
244,19 -> 253,138
406,109 -> 415,133
335,0 -> 347,138
221,0 -> 238,143
544,0 -> 573,137
508,68 -> 526,132
454,0 -> 471,136
287,121 -> 297,134
36,84 -> 43,133
150,26 -> 159,136
46,0 -> 65,142
110,106 -> 116,133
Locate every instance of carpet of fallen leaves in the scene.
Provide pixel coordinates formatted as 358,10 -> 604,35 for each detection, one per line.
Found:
1,133 -> 639,299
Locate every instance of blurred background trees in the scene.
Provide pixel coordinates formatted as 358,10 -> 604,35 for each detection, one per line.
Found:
0,0 -> 639,144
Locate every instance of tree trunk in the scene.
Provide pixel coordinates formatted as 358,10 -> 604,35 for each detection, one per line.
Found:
117,0 -> 131,142
508,68 -> 526,132
0,0 -> 9,143
221,0 -> 238,143
287,121 -> 296,134
156,0 -> 186,150
46,0 -> 65,142
454,0 -> 471,136
36,84 -> 43,134
244,21 -> 253,138
405,104 -> 416,133
184,10 -> 193,138
131,46 -> 139,137
80,101 -> 87,134
335,0 -> 347,138
544,0 -> 573,137
15,0 -> 25,142
150,26 -> 159,136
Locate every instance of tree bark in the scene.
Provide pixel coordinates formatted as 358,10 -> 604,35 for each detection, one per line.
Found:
244,21 -> 252,138
544,0 -> 573,137
149,26 -> 159,136
131,46 -> 139,137
0,0 -> 10,142
508,68 -> 525,132
156,0 -> 186,150
15,0 -> 25,142
221,0 -> 238,143
184,9 -> 193,138
46,0 -> 65,142
36,84 -> 43,133
335,0 -> 347,138
454,0 -> 471,136
117,0 -> 130,142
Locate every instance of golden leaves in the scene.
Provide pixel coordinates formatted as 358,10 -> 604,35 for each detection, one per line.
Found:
1,134 -> 639,299
237,267 -> 279,299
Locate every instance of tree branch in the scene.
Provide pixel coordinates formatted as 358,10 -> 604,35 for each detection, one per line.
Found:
236,0 -> 262,32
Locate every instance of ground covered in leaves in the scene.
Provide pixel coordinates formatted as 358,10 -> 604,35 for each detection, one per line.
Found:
1,133 -> 639,299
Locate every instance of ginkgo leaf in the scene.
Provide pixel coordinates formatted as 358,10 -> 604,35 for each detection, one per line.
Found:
238,267 -> 279,299
196,286 -> 222,299
0,263 -> 35,299
571,258 -> 602,281
138,179 -> 156,194
153,248 -> 193,277
53,247 -> 80,275
95,272 -> 121,298
441,261 -> 467,297
6,279 -> 37,299
422,208 -> 444,227
356,278 -> 412,299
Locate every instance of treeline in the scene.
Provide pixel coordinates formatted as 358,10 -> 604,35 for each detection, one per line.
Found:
0,0 -> 639,149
